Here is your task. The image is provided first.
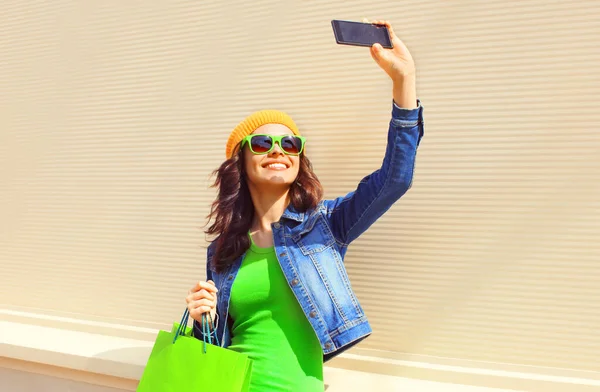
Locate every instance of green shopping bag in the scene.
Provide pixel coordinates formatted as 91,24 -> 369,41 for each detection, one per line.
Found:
137,309 -> 253,391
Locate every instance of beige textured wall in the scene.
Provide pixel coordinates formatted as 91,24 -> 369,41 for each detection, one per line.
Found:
2,0 -> 599,379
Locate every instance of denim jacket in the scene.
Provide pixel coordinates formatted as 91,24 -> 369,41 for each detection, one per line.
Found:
194,101 -> 424,362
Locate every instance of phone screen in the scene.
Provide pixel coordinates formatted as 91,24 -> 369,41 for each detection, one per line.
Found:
331,20 -> 393,49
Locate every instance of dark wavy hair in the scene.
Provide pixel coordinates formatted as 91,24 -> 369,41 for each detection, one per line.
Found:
205,143 -> 323,272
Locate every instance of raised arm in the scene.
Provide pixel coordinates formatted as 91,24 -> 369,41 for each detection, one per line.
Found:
326,20 -> 424,246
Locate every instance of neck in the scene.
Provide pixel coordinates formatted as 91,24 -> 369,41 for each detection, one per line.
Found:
248,183 -> 290,232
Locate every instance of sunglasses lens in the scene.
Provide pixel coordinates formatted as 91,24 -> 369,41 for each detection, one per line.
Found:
280,136 -> 303,154
250,135 -> 273,153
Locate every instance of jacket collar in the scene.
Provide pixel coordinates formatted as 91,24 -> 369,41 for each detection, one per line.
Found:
281,203 -> 304,222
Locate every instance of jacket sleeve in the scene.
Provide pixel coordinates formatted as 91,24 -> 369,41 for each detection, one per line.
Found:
326,100 -> 424,246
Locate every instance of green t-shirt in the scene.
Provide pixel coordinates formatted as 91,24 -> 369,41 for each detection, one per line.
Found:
227,235 -> 324,391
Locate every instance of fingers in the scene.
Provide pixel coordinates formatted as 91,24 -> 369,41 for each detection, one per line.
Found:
186,280 -> 218,309
188,298 -> 216,313
186,280 -> 219,322
372,20 -> 396,39
188,300 -> 216,321
364,18 -> 400,52
187,281 -> 218,301
190,280 -> 218,295
370,43 -> 391,67
186,288 -> 216,303
370,45 -> 380,62
187,294 -> 217,314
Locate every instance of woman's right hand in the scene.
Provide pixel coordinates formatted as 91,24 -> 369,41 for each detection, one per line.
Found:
186,280 -> 218,325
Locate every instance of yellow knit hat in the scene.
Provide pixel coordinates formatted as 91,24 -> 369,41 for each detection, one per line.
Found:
225,109 -> 300,159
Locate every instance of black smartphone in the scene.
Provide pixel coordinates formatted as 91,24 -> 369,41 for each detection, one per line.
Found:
331,20 -> 393,49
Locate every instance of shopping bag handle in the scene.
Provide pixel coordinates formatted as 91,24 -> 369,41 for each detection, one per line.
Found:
203,311 -> 220,346
173,309 -> 220,353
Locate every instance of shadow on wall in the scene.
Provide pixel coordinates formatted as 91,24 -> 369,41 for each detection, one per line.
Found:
85,345 -> 151,390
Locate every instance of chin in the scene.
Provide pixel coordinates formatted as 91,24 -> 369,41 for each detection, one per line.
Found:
257,176 -> 295,187
267,177 -> 294,186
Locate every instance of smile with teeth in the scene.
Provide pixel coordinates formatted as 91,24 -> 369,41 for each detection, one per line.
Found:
265,163 -> 288,170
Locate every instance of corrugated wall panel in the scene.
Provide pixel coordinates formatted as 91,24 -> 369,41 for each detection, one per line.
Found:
1,0 -> 599,373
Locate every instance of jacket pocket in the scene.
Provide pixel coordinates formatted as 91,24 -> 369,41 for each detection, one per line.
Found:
292,214 -> 336,255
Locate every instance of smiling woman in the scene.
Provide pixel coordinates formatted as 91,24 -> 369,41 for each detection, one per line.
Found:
205,110 -> 324,270
184,19 -> 424,392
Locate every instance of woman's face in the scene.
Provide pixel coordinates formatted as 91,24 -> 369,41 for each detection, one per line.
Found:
243,124 -> 301,189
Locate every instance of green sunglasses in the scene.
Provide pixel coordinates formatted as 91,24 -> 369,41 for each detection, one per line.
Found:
240,134 -> 306,156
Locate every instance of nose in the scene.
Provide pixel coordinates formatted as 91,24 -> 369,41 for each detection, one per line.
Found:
269,141 -> 284,156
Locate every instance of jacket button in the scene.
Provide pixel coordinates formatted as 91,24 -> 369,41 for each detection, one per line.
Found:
309,311 -> 317,318
273,222 -> 280,229
227,275 -> 233,280
279,252 -> 287,258
325,343 -> 332,349
291,278 -> 299,286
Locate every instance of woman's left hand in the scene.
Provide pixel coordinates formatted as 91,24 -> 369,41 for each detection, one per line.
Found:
367,19 -> 418,109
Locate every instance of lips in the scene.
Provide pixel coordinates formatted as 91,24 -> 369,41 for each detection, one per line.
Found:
265,163 -> 288,170
262,161 -> 290,169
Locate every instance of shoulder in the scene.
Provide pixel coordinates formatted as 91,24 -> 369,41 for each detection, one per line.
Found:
207,239 -> 217,253
300,200 -> 329,221
319,192 -> 355,214
298,200 -> 334,229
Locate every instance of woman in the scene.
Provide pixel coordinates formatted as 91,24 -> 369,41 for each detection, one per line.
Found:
185,20 -> 424,391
